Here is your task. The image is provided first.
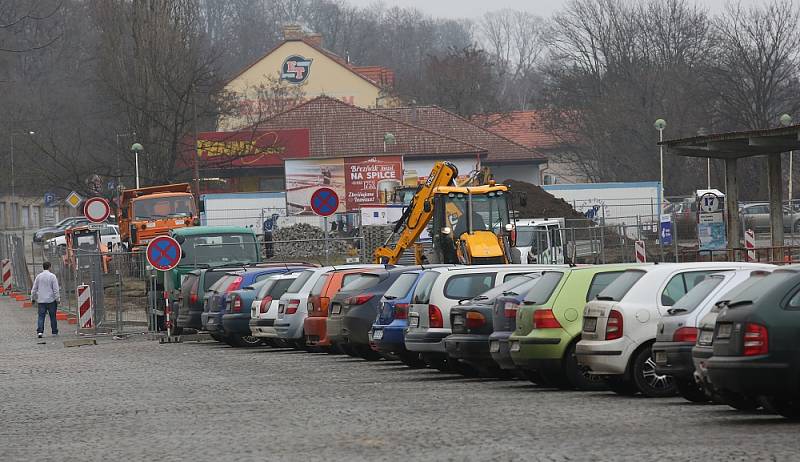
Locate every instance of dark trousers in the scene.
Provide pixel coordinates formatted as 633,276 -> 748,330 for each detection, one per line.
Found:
37,302 -> 58,335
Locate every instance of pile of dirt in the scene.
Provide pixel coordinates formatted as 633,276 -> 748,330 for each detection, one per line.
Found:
504,179 -> 592,225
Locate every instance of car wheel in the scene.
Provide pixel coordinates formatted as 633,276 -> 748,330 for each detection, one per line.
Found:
357,344 -> 382,361
563,342 -> 608,391
718,391 -> 760,411
237,334 -> 264,348
631,347 -> 677,397
608,376 -> 638,396
675,379 -> 709,403
398,351 -> 426,368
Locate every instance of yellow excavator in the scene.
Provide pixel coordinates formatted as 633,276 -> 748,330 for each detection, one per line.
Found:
374,162 -> 522,265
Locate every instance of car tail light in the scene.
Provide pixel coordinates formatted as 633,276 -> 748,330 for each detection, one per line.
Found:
429,304 -> 443,328
465,311 -> 486,329
259,296 -> 273,314
533,309 -> 561,329
504,302 -> 519,318
605,309 -> 623,340
347,293 -> 374,306
286,299 -> 300,315
743,323 -> 768,356
190,293 -> 198,304
226,276 -> 243,292
232,296 -> 242,313
673,327 -> 698,343
394,303 -> 409,320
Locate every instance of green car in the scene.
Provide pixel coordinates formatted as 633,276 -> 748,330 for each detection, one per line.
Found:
163,226 -> 261,331
508,264 -> 642,389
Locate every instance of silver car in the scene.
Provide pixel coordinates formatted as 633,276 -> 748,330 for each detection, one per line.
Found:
652,267 -> 773,403
740,203 -> 800,233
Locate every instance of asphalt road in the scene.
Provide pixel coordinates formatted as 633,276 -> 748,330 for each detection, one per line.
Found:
2,296 -> 800,462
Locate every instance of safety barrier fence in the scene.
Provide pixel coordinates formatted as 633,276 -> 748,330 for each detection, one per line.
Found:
0,230 -> 33,294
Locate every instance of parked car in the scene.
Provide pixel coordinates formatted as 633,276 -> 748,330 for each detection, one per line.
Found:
706,267 -> 800,418
250,273 -> 302,346
405,265 -> 544,371
34,216 -> 87,243
740,202 -> 800,233
652,267 -> 773,402
691,270 -> 774,409
444,273 -> 545,376
508,264 -> 640,389
370,269 -> 429,368
177,266 -> 249,332
204,267 -> 303,341
274,265 -> 385,348
45,224 -> 120,250
577,262 -> 767,397
201,271 -> 245,341
328,266 -> 425,360
304,268 -> 371,350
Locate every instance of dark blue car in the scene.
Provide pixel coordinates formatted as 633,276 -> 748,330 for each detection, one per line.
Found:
369,270 -> 427,367
204,267 -> 307,342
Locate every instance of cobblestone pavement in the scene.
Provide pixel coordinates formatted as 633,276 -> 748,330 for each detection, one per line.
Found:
2,295 -> 800,462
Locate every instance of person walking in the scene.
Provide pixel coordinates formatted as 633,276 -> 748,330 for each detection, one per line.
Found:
31,261 -> 60,338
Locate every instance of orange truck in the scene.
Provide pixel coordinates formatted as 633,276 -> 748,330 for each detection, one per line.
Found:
118,183 -> 197,251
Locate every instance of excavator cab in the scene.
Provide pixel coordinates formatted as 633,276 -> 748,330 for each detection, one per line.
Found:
430,185 -> 514,264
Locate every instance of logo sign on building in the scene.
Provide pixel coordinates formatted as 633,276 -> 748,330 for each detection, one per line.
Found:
194,128 -> 310,168
146,236 -> 182,271
66,191 -> 83,209
83,197 -> 111,223
659,214 -> 673,246
310,188 -> 340,217
281,55 -> 313,84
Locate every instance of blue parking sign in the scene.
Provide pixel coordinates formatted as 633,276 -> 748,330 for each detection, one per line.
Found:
660,214 -> 673,246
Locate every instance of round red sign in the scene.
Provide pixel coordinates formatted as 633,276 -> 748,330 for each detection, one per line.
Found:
83,197 -> 111,223
146,236 -> 182,271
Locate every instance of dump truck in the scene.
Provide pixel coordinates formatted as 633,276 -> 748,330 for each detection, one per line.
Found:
118,183 -> 197,251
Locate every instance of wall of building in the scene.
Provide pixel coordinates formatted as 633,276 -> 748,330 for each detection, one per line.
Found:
0,195 -> 71,230
220,41 -> 383,130
489,163 -> 541,186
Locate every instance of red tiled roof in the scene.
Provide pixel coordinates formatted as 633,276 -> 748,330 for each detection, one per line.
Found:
254,96 -> 486,158
373,106 -> 547,164
470,111 -> 564,150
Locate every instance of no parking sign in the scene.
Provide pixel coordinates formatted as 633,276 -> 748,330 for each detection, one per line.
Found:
146,236 -> 181,271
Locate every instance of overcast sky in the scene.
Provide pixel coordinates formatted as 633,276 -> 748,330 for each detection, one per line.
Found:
345,0 -> 765,18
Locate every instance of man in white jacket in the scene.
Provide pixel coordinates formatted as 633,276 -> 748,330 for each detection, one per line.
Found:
31,261 -> 61,338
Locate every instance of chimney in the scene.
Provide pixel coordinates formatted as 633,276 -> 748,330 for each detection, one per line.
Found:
283,24 -> 304,41
305,33 -> 323,48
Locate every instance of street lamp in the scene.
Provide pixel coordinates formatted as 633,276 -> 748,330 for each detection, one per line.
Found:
654,119 -> 667,212
131,142 -> 143,189
9,131 -> 35,200
781,114 -> 793,209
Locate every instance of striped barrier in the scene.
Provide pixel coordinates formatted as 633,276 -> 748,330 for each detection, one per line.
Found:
745,229 -> 756,262
2,259 -> 11,294
77,284 -> 93,329
635,240 -> 647,263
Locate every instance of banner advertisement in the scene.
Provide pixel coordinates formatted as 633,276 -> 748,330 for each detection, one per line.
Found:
285,158 -> 346,215
195,128 -> 310,168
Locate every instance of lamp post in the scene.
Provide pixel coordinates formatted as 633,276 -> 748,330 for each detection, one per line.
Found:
654,119 -> 667,212
131,142 -> 143,188
781,114 -> 793,208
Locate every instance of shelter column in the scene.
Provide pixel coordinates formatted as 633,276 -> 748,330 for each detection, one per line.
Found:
725,158 -> 740,256
768,153 -> 785,255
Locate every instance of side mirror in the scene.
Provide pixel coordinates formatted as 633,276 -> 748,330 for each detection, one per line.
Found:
423,201 -> 432,213
175,234 -> 186,244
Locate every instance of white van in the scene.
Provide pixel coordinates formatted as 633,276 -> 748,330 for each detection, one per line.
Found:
515,218 -> 565,264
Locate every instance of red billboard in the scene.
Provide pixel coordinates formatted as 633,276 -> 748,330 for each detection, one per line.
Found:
344,156 -> 403,210
195,128 -> 310,168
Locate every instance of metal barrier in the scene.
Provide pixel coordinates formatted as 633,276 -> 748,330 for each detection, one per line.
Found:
0,230 -> 33,293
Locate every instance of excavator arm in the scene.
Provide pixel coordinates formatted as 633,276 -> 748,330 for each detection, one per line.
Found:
374,161 -> 458,264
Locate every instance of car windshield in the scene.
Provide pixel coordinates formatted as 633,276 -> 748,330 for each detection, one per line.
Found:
133,195 -> 195,219
181,233 -> 259,266
470,274 -> 540,304
667,274 -> 726,314
515,226 -> 549,247
596,270 -> 646,302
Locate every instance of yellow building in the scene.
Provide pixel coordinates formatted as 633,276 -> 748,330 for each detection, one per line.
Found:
219,25 -> 395,130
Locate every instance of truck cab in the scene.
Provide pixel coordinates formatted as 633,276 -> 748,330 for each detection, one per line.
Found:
118,183 -> 197,251
515,218 -> 565,264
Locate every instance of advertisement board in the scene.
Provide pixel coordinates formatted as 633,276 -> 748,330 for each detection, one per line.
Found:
285,158 -> 346,215
195,128 -> 310,168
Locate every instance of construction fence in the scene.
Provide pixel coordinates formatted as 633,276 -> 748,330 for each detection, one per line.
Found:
0,230 -> 33,293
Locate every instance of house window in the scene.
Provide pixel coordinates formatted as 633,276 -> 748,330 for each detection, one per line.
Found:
543,174 -> 559,185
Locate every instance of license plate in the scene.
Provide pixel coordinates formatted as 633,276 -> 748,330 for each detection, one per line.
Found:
409,316 -> 419,328
654,351 -> 667,364
583,317 -> 597,332
699,330 -> 714,345
331,304 -> 341,315
489,341 -> 500,353
717,323 -> 732,339
175,220 -> 185,225
510,341 -> 520,352
373,329 -> 384,340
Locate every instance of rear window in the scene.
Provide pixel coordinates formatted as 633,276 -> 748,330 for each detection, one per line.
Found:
310,274 -> 330,297
471,274 -> 540,303
731,270 -> 796,307
717,271 -> 772,308
342,273 -> 362,287
286,270 -> 315,293
597,270 -> 646,302
668,274 -> 726,313
340,273 -> 383,292
256,279 -> 277,299
258,277 -> 297,300
412,271 -> 440,304
522,271 -> 564,305
586,271 -> 625,302
209,274 -> 237,293
384,273 -> 419,300
443,273 -> 495,300
203,270 -> 232,291
661,270 -> 727,306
